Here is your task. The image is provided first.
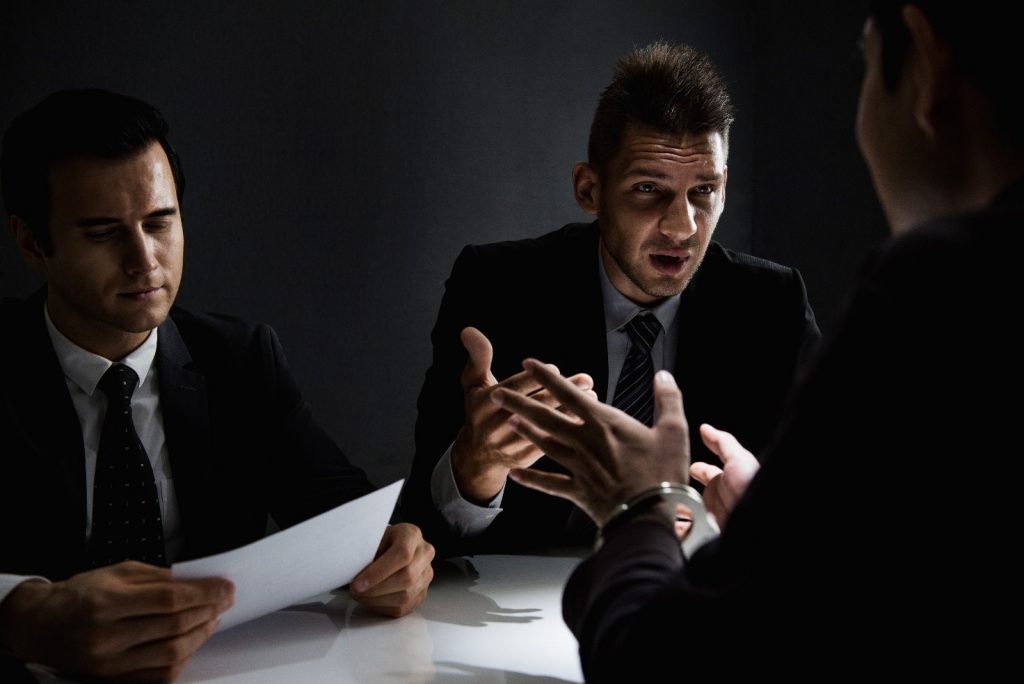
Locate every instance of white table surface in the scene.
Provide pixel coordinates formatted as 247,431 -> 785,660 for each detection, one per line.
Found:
182,552 -> 585,683
34,553 -> 587,683
176,548 -> 589,684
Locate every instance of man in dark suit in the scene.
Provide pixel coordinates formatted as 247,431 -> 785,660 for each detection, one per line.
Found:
400,41 -> 820,555
0,90 -> 434,683
496,0 -> 1022,677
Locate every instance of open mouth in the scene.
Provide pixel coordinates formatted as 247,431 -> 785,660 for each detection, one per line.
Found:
649,253 -> 688,275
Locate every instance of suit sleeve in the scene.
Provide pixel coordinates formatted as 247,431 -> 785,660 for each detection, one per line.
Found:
259,324 -> 377,529
562,521 -> 728,682
396,246 -> 482,555
788,266 -> 822,374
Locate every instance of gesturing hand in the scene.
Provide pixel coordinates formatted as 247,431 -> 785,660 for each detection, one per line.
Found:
689,424 -> 760,529
451,327 -> 595,503
0,561 -> 233,683
497,360 -> 691,528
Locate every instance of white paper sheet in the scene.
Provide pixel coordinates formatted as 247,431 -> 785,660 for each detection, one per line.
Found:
173,479 -> 403,632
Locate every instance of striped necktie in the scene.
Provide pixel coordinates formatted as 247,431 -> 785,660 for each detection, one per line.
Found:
611,312 -> 662,426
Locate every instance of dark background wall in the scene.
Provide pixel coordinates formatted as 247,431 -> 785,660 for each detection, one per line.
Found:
0,1 -> 883,486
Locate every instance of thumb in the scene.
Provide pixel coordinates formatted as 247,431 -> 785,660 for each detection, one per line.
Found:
461,326 -> 497,388
699,423 -> 747,465
653,370 -> 685,426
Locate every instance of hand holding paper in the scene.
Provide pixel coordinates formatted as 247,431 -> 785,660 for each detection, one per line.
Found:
349,522 -> 435,618
173,480 -> 408,631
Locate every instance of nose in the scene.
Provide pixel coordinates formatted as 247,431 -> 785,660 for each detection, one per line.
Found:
123,226 -> 159,276
659,195 -> 698,242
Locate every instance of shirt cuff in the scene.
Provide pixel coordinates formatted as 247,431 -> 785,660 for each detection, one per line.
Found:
0,574 -> 49,609
430,443 -> 504,536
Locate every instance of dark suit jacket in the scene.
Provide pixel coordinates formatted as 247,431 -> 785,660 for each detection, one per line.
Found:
400,221 -> 820,555
561,185 -> 1024,679
0,296 -> 375,580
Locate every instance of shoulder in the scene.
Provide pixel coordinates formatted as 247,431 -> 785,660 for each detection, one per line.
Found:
453,222 -> 597,273
700,242 -> 802,283
864,206 -> 1018,298
1,289 -> 45,324
688,242 -> 808,307
165,307 -> 282,364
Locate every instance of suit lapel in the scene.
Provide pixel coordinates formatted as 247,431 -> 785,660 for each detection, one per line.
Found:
9,295 -> 90,536
155,313 -> 212,553
560,222 -> 609,398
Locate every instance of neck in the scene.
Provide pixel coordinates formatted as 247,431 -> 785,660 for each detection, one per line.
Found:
890,109 -> 1024,234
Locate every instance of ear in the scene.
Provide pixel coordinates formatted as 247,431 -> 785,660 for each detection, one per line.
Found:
902,4 -> 954,140
572,162 -> 600,216
11,215 -> 48,274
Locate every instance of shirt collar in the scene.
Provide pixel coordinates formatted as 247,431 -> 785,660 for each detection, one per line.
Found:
44,305 -> 159,397
598,244 -> 682,334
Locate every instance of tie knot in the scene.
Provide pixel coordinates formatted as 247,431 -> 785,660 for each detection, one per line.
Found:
98,364 -> 139,407
624,312 -> 661,354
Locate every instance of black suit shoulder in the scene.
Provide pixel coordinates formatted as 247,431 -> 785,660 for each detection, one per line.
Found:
167,307 -> 278,364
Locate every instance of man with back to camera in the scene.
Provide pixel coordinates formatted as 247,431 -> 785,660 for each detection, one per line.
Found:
399,40 -> 821,555
492,0 -> 1024,677
0,89 -> 434,683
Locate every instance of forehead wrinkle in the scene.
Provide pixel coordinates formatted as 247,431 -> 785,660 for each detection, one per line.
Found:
619,140 -> 724,173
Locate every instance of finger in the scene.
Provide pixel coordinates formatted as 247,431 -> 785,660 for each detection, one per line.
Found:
351,527 -> 427,594
112,616 -> 219,677
115,578 -> 234,620
461,327 -> 497,388
351,554 -> 433,600
109,603 -> 225,652
357,585 -> 430,619
496,439 -> 545,469
565,372 -> 595,392
698,423 -> 749,464
507,467 -> 576,500
505,412 -> 578,465
493,363 -> 563,395
689,461 -> 723,486
519,359 -> 603,418
493,386 -> 582,443
653,371 -> 685,427
105,561 -> 174,583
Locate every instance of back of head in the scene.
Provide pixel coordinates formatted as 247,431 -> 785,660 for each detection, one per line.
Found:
0,88 -> 185,253
587,41 -> 735,173
869,1 -> 1022,147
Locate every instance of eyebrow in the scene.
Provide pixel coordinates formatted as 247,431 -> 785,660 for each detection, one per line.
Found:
623,168 -> 724,183
76,206 -> 178,228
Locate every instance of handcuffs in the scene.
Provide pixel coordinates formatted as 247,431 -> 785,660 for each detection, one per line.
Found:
598,482 -> 720,558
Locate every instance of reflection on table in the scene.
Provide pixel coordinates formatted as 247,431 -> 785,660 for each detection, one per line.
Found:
172,553 -> 585,683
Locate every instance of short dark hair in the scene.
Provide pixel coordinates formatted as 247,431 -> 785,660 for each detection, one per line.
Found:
869,1 -> 1021,145
0,89 -> 185,254
587,41 -> 735,173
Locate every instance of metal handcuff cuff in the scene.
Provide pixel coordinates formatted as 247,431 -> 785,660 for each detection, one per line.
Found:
597,482 -> 721,558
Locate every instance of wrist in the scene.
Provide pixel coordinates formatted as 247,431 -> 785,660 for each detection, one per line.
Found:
600,497 -> 676,536
0,579 -> 49,661
451,433 -> 508,504
597,482 -> 720,558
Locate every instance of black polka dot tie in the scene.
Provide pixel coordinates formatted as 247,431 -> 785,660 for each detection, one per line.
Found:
89,364 -> 166,567
611,312 -> 663,427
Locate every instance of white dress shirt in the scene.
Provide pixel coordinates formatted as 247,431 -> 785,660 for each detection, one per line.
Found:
0,307 -> 184,604
430,243 -> 681,535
